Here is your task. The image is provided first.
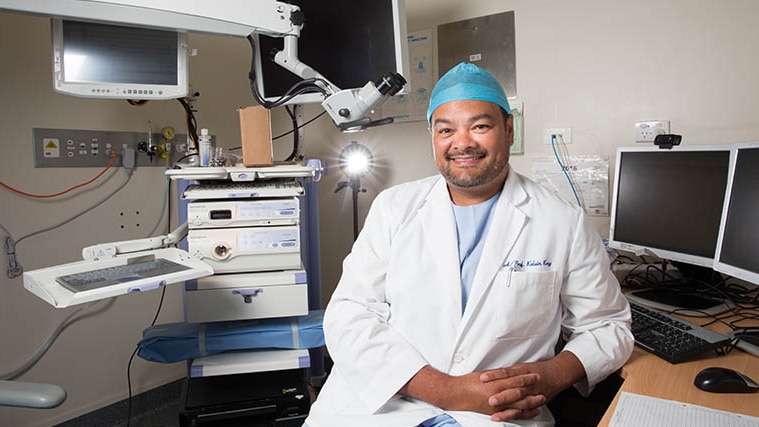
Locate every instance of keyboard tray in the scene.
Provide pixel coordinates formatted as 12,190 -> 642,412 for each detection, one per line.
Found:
23,248 -> 213,308
55,258 -> 191,293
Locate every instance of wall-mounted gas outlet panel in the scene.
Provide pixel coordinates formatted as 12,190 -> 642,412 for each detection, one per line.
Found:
33,127 -> 188,168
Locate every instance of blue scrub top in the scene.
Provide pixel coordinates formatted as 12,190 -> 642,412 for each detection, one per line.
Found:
451,192 -> 501,313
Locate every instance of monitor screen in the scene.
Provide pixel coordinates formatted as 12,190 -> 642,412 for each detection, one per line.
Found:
608,146 -> 731,268
714,142 -> 759,285
51,19 -> 188,100
253,0 -> 409,104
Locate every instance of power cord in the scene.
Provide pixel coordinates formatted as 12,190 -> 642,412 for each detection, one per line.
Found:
550,134 -> 583,207
245,35 -> 329,109
124,169 -> 173,427
284,105 -> 302,162
177,97 -> 199,152
1,223 -> 22,278
125,286 -> 167,427
0,150 -> 118,198
4,150 -> 134,278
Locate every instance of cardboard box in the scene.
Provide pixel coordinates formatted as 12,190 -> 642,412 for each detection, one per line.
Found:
238,105 -> 273,166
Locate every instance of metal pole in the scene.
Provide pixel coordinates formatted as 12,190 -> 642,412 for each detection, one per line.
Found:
351,176 -> 360,240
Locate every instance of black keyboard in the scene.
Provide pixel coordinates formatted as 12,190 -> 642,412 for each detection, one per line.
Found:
55,258 -> 190,293
629,300 -> 731,364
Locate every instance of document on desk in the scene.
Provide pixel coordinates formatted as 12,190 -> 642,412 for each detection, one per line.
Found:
610,392 -> 759,427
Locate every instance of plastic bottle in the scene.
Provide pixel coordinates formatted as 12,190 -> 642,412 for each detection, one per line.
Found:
198,128 -> 213,167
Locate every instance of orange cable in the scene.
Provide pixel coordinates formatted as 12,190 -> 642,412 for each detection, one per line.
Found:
0,151 -> 118,199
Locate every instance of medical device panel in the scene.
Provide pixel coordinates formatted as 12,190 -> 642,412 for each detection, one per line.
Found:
187,226 -> 301,274
188,198 -> 300,229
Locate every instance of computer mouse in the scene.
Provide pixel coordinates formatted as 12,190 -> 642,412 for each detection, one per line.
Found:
694,367 -> 759,394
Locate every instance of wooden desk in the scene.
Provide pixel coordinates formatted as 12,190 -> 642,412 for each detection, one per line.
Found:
598,318 -> 759,426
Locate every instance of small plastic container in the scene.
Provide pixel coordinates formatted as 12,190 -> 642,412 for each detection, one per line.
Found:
198,128 -> 213,167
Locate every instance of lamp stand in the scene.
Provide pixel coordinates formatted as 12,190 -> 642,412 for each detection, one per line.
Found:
335,176 -> 366,241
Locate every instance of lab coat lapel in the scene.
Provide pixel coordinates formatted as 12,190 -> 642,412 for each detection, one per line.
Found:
460,172 -> 528,327
419,178 -> 463,313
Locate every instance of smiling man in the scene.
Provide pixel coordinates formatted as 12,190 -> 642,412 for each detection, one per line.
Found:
304,62 -> 634,427
432,100 -> 511,204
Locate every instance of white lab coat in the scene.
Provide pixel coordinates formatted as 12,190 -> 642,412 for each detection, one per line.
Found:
306,171 -> 634,427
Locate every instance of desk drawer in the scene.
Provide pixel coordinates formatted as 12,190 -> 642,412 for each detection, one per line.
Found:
185,270 -> 308,323
186,283 -> 308,323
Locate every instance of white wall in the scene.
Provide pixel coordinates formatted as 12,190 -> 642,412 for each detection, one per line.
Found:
1,0 -> 759,425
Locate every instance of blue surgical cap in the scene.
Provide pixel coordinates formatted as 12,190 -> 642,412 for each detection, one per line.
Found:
427,62 -> 511,123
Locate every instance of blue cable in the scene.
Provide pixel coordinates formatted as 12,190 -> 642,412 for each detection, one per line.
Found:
551,134 -> 582,207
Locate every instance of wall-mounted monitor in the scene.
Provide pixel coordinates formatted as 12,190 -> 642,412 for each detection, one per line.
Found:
713,142 -> 759,286
51,19 -> 189,100
252,0 -> 409,105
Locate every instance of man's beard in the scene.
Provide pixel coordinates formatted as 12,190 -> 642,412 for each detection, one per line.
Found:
440,148 -> 508,188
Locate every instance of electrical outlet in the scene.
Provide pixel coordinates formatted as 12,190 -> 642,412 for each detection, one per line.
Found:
635,120 -> 670,142
544,127 -> 572,145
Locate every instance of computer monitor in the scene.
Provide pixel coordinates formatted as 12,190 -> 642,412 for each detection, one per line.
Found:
252,0 -> 409,105
51,19 -> 189,100
714,142 -> 759,286
608,145 -> 732,314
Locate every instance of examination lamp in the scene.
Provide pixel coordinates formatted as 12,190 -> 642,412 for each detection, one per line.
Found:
338,141 -> 374,178
335,142 -> 374,240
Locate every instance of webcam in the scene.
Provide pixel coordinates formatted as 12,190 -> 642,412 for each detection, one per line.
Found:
654,134 -> 682,149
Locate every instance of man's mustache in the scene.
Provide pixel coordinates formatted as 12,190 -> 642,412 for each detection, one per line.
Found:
445,148 -> 487,160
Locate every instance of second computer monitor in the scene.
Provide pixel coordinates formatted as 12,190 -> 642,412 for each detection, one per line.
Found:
713,142 -> 759,286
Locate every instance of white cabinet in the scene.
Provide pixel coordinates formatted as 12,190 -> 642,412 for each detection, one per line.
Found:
185,270 -> 308,323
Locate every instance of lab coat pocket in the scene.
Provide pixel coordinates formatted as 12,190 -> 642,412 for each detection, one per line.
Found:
493,270 -> 558,340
